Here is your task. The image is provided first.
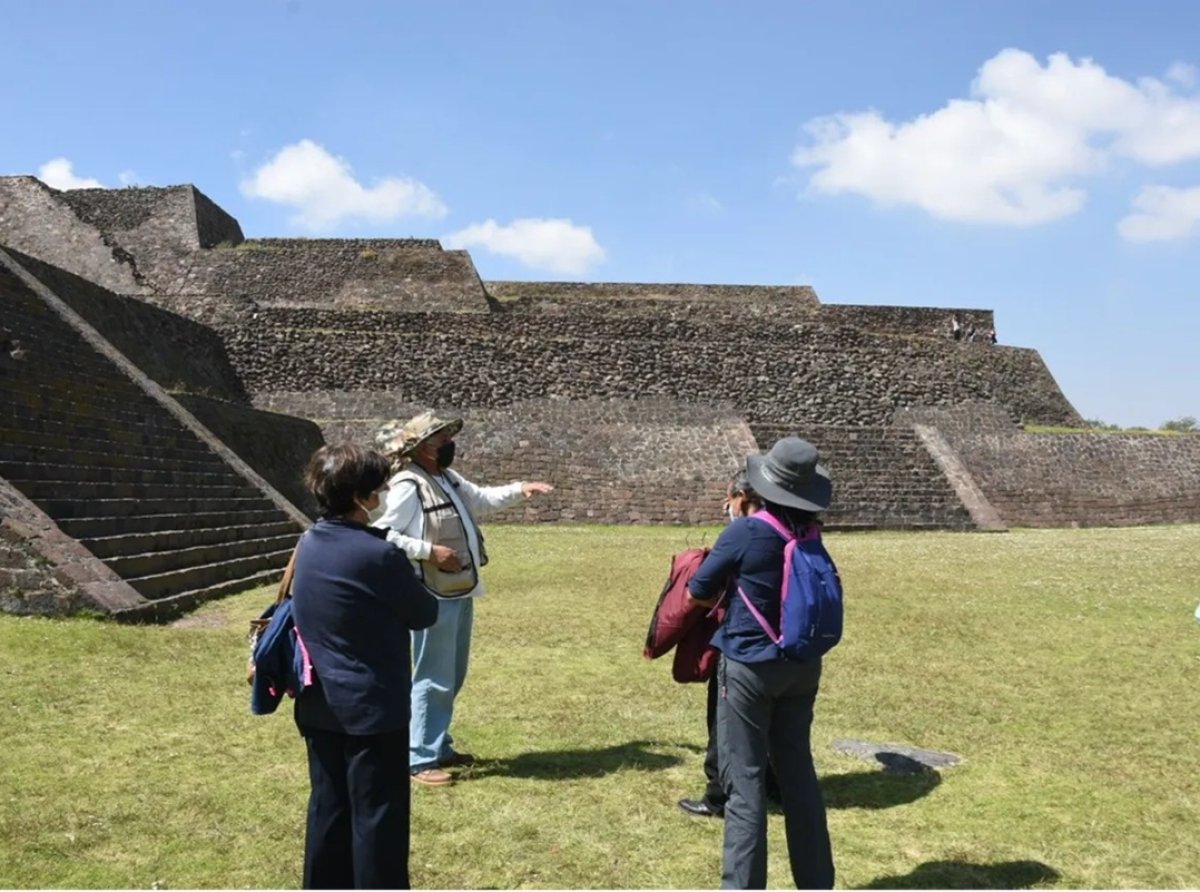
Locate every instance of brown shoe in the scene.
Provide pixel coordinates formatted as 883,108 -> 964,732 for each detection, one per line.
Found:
438,752 -> 476,768
410,768 -> 454,787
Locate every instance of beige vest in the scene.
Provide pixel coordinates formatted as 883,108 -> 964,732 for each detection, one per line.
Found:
396,467 -> 487,599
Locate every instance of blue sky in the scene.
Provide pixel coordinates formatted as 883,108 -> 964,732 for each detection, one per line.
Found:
3,0 -> 1198,428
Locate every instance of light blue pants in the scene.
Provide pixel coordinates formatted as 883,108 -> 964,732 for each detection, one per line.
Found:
409,597 -> 474,772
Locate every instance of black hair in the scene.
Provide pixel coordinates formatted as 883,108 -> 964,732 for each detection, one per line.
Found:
761,498 -> 820,536
304,443 -> 391,518
728,469 -> 763,509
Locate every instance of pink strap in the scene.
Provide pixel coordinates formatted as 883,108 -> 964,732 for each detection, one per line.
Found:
294,627 -> 314,688
737,585 -> 781,644
749,510 -> 793,541
738,511 -> 818,644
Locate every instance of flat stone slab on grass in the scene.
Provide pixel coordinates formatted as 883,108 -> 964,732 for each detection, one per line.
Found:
832,737 -> 962,773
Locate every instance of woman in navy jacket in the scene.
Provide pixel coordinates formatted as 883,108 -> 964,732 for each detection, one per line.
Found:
292,444 -> 439,890
689,438 -> 836,890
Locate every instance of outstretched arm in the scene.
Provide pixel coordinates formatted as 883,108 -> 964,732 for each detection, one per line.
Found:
451,472 -> 553,515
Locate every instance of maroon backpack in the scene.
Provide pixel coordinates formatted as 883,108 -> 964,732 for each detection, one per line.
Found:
643,548 -> 726,683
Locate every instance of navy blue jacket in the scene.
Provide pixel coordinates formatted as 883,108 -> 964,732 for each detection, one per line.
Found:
250,596 -> 309,715
688,516 -> 789,663
291,518 -> 439,736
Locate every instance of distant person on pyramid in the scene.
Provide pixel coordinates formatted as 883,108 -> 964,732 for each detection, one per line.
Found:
372,411 -> 554,787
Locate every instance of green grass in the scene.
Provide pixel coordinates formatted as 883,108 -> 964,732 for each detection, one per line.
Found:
1,524 -> 1199,889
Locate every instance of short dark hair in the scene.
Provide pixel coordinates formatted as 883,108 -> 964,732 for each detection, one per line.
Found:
304,443 -> 391,517
729,470 -> 763,509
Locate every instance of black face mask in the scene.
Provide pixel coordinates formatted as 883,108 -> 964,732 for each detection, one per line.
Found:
436,441 -> 456,469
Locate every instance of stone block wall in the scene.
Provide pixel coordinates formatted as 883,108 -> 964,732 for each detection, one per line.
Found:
750,424 -> 975,530
274,395 -> 757,525
0,176 -> 151,295
53,185 -> 230,296
899,405 -> 1200,527
220,306 -> 1081,428
494,291 -> 993,340
486,280 -> 820,308
820,305 -> 993,339
262,392 -> 982,530
176,394 -> 325,517
16,177 -> 1163,532
0,484 -> 92,615
57,185 -> 196,240
168,240 -> 491,313
0,477 -> 140,616
0,249 -> 311,618
10,249 -> 247,402
190,189 -> 246,248
0,179 -> 245,302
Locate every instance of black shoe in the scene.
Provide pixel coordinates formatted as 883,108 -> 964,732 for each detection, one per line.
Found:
678,798 -> 724,818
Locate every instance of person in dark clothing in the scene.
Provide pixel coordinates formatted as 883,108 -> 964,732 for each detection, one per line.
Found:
689,438 -> 836,890
291,444 -> 439,890
679,472 -> 779,819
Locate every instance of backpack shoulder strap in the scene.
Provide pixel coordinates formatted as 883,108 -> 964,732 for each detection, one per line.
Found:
740,512 -> 797,645
275,534 -> 304,605
737,585 -> 782,645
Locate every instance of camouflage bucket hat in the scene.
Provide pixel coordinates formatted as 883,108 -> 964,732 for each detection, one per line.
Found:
374,410 -> 464,458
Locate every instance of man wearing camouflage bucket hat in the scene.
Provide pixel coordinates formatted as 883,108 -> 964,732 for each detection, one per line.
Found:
372,410 -> 553,787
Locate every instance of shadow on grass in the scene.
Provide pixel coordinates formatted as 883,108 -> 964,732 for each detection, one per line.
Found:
859,859 -> 1060,889
471,740 -> 686,779
820,769 -> 942,809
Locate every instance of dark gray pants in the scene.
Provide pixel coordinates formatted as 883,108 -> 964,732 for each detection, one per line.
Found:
717,656 -> 834,889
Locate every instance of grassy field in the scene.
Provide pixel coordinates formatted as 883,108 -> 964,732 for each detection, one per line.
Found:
1,523 -> 1198,889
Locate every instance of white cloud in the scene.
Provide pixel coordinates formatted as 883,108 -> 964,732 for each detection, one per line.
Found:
117,170 -> 139,186
1167,62 -> 1197,89
792,49 -> 1200,225
688,190 -> 724,214
444,218 -> 606,275
38,158 -> 103,190
240,139 -> 446,230
1118,184 -> 1200,242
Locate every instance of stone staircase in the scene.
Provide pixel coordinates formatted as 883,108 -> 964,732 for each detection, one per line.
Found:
750,423 -> 977,530
0,259 -> 305,620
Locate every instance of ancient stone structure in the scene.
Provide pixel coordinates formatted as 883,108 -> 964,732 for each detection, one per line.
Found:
897,404 -> 1200,528
1,175 -> 1196,618
0,244 -> 314,620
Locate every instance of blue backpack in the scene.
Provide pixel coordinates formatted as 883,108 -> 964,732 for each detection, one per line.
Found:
738,511 -> 843,661
247,542 -> 313,715
249,597 -> 314,715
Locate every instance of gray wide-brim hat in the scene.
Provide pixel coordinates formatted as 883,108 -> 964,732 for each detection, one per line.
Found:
745,436 -> 832,512
374,410 -> 464,458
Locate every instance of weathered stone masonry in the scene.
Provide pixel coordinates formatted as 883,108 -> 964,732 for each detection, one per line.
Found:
2,175 -> 1197,574
219,306 -> 1076,428
899,404 -> 1200,528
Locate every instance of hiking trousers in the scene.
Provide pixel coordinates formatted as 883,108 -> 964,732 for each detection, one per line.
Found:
717,655 -> 833,889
